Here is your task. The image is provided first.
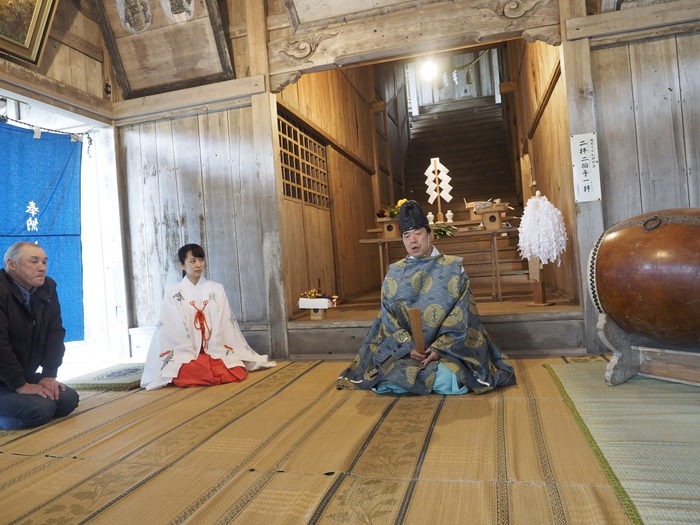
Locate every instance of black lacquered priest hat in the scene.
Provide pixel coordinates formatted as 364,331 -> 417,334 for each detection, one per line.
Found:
399,200 -> 430,234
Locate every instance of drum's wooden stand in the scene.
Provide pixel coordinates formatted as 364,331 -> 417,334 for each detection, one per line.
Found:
597,314 -> 700,386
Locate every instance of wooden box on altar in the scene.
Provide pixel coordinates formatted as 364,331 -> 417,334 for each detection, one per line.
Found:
376,217 -> 401,238
473,203 -> 509,230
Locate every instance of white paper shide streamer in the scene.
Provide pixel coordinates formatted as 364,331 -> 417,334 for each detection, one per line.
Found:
424,158 -> 453,204
518,191 -> 567,266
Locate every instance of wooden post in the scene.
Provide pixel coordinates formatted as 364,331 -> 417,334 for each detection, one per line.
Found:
533,281 -> 549,305
245,0 -> 289,358
528,257 -> 554,306
560,0 -> 606,347
432,158 -> 445,223
245,0 -> 269,78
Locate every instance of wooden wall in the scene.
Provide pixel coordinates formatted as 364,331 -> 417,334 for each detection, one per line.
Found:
280,198 -> 336,316
275,67 -> 383,307
504,13 -> 700,315
119,105 -> 269,332
277,68 -> 375,169
374,61 -> 411,208
505,40 -> 580,302
327,147 -> 381,297
275,62 -> 412,302
114,21 -> 392,334
591,33 -> 700,225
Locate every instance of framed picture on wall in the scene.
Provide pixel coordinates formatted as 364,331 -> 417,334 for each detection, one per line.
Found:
0,0 -> 58,64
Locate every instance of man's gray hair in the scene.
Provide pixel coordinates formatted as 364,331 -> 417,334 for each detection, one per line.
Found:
3,242 -> 38,268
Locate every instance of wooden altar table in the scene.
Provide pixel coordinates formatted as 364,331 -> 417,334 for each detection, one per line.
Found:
359,227 -> 514,300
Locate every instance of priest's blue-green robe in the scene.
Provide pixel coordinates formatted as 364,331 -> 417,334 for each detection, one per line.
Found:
337,253 -> 515,394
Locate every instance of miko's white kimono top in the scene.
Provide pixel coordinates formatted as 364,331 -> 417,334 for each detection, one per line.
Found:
140,276 -> 275,390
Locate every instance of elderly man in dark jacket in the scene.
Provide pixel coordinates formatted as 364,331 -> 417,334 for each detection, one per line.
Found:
0,241 -> 79,429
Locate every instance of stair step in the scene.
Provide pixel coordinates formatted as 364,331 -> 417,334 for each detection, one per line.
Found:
288,310 -> 585,357
405,101 -> 517,219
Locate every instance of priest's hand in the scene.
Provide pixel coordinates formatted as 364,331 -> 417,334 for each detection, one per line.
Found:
409,347 -> 440,366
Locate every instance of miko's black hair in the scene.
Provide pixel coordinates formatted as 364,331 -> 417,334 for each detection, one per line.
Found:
177,243 -> 205,277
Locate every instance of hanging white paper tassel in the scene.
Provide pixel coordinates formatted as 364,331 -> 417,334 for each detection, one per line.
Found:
518,191 -> 567,266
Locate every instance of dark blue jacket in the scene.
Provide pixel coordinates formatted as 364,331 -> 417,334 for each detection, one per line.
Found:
0,270 -> 66,390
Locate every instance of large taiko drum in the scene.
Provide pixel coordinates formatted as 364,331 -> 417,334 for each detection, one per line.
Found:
588,208 -> 700,346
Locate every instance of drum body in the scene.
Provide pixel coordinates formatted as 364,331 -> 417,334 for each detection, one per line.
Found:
588,208 -> 700,345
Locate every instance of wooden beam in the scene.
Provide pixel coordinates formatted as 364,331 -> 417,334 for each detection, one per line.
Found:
566,0 -> 700,41
245,0 -> 269,77
277,99 -> 375,174
590,21 -> 700,49
499,80 -> 517,93
229,13 -> 290,38
48,30 -> 103,62
527,62 -> 561,140
638,346 -> 700,386
112,76 -> 266,126
0,58 -> 110,124
267,1 -> 559,76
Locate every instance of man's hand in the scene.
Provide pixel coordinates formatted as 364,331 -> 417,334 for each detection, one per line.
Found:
409,347 -> 440,366
16,378 -> 65,400
39,377 -> 65,400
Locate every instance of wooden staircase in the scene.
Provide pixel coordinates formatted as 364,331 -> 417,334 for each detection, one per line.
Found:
404,99 -> 518,203
401,100 -> 529,289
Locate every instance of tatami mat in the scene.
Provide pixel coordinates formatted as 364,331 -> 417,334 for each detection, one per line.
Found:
1,359 -> 640,524
549,361 -> 700,525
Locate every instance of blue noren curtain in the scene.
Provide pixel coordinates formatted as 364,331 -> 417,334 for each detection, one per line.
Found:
0,121 -> 84,341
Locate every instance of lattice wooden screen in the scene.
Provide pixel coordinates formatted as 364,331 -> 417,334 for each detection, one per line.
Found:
277,114 -> 329,209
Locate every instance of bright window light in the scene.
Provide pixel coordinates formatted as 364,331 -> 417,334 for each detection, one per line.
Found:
419,60 -> 438,81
